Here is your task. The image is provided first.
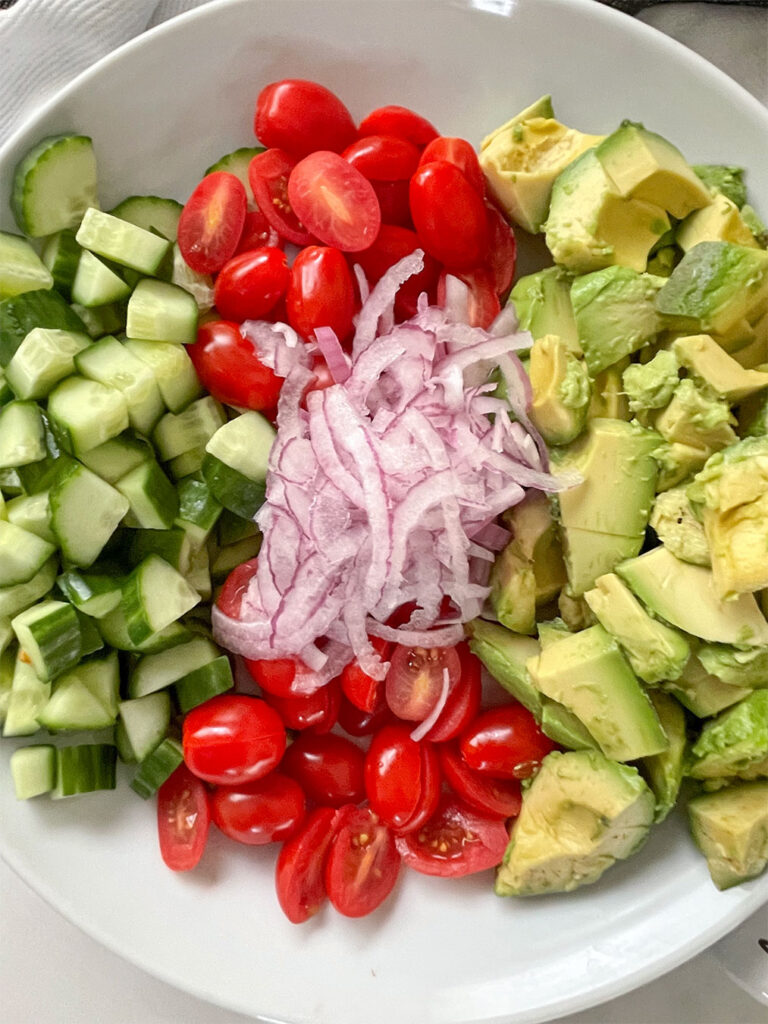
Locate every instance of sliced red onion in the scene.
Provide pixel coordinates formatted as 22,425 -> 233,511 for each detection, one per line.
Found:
241,320 -> 309,379
411,668 -> 452,742
442,274 -> 470,324
314,326 -> 351,384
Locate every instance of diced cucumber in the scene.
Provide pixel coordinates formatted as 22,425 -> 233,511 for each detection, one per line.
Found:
123,339 -> 203,413
211,535 -> 262,581
217,509 -> 260,546
70,300 -> 126,339
0,401 -> 46,468
186,543 -> 211,601
39,649 -> 119,731
126,278 -> 198,344
97,601 -> 192,653
0,644 -> 17,726
0,469 -> 24,495
116,460 -> 178,530
12,135 -> 98,238
0,288 -> 87,366
117,691 -> 171,763
3,650 -> 51,736
168,446 -> 207,480
121,554 -> 200,645
129,634 -> 220,698
109,196 -> 183,242
0,557 -> 58,618
12,600 -> 82,682
50,460 -> 129,567
170,244 -> 214,312
15,420 -> 67,495
10,745 -> 56,798
0,232 -> 53,299
175,475 -> 222,547
76,208 -> 170,276
75,336 -> 164,434
175,655 -> 234,713
131,737 -> 183,799
71,251 -> 131,308
79,432 -> 153,484
52,743 -> 117,797
0,369 -> 14,406
57,568 -> 123,618
76,611 -> 105,658
204,146 -> 264,189
48,375 -> 129,453
206,411 -> 275,481
0,521 -> 56,586
6,493 -> 54,544
42,229 -> 82,298
202,455 -> 266,520
128,528 -> 191,574
153,397 -> 226,462
6,327 -> 91,400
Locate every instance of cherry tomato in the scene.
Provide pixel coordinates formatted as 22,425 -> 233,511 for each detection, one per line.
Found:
485,203 -> 517,299
409,160 -> 489,271
419,137 -> 485,196
339,636 -> 389,713
281,732 -> 365,807
254,79 -> 357,158
459,704 -> 556,780
288,151 -> 381,253
437,267 -> 500,330
275,805 -> 338,923
286,245 -> 356,344
364,724 -> 441,833
337,696 -> 396,737
371,179 -> 412,227
420,642 -> 482,743
235,208 -> 281,253
343,135 -> 421,182
353,224 -> 440,320
157,764 -> 211,871
212,772 -> 306,845
395,795 -> 509,877
384,643 -> 462,722
262,678 -> 341,734
216,558 -> 259,619
213,247 -> 289,322
324,805 -> 400,917
303,355 -> 335,397
439,743 -> 522,819
188,320 -> 282,411
183,694 -> 286,786
245,656 -> 302,697
178,171 -> 247,274
248,149 -> 312,245
358,105 -> 439,148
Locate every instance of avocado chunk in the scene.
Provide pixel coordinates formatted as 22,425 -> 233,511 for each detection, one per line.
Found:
557,589 -> 597,631
649,485 -> 710,566
672,333 -> 768,403
662,652 -> 750,718
732,321 -> 768,371
642,690 -> 688,822
739,382 -> 768,437
692,164 -> 747,208
617,545 -> 768,646
689,781 -> 768,890
623,349 -> 680,416
586,359 -> 631,421
545,149 -> 670,274
526,624 -> 668,761
654,378 -> 737,454
539,700 -> 598,751
687,690 -> 768,780
741,204 -> 768,246
509,267 -> 580,354
528,335 -> 590,445
677,194 -> 759,252
481,95 -> 555,149
495,749 -> 655,896
571,267 -> 665,376
584,572 -> 690,684
536,618 -> 571,648
697,643 -> 768,689
654,440 -> 709,492
467,619 -> 542,716
655,242 -> 768,336
596,122 -> 711,220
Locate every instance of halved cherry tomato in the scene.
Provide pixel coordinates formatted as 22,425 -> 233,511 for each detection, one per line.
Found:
370,179 -> 412,228
286,245 -> 356,344
439,743 -> 522,820
183,694 -> 286,786
420,642 -> 482,743
262,678 -> 341,734
303,355 -> 335,397
353,224 -> 440,320
178,171 -> 247,274
236,207 -> 281,253
216,558 -> 259,619
245,656 -> 302,697
384,643 -> 462,722
337,696 -> 396,737
339,635 -> 389,713
358,105 -> 439,148
437,267 -> 500,330
212,772 -> 306,845
459,704 -> 557,780
410,160 -> 489,271
254,79 -> 357,158
364,724 -> 441,833
324,805 -> 400,917
395,795 -> 509,877
157,764 -> 211,871
419,137 -> 485,196
288,151 -> 381,252
343,135 -> 421,182
248,149 -> 312,245
188,320 -> 282,411
275,805 -> 338,923
213,247 -> 289,322
281,732 -> 365,807
484,203 -> 517,299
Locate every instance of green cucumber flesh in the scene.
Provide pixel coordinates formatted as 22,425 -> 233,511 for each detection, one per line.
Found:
130,737 -> 183,799
0,231 -> 53,299
116,459 -> 178,530
126,278 -> 198,344
57,568 -> 123,618
123,339 -> 202,413
202,454 -> 266,520
117,691 -> 171,762
78,432 -> 153,484
76,208 -> 170,276
204,147 -> 264,189
10,744 -> 56,798
109,196 -> 183,242
0,521 -> 56,586
70,301 -> 126,339
0,288 -> 87,367
153,397 -> 226,461
6,492 -> 55,544
71,251 -> 131,307
47,375 -> 129,454
0,401 -> 46,468
12,135 -> 98,238
50,460 -> 129,567
41,229 -> 82,298
175,655 -> 234,713
5,327 -> 92,400
0,557 -> 58,619
52,743 -> 117,797
121,554 -> 200,645
75,336 -> 164,434
129,634 -> 220,698
12,600 -> 82,682
205,411 -> 275,481
3,651 -> 51,736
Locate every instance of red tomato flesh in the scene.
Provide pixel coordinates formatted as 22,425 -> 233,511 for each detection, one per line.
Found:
248,148 -> 312,246
459,704 -> 557,780
183,694 -> 286,786
409,160 -> 489,271
358,105 -> 439,148
364,724 -> 441,833
178,171 -> 247,275
213,247 -> 289,322
420,641 -> 482,743
288,151 -> 381,253
281,732 -> 366,808
395,795 -> 509,877
339,635 -> 389,713
235,208 -> 281,253
275,805 -> 338,923
216,558 -> 259,619
324,805 -> 400,917
286,245 -> 356,344
157,764 -> 211,872
384,643 -> 461,722
212,772 -> 306,845
188,320 -> 282,411
254,79 -> 357,158
439,743 -> 523,820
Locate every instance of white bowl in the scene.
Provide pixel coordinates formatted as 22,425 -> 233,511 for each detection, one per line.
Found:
1,2 -> 767,1022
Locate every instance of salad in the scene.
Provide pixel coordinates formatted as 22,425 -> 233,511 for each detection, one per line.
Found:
1,78 -> 767,923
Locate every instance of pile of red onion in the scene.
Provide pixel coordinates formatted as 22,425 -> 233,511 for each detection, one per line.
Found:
213,252 -> 567,691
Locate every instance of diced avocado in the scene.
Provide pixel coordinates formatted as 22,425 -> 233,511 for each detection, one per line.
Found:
692,164 -> 747,209
584,572 -> 690,684
739,382 -> 768,437
649,485 -> 710,566
526,624 -> 668,761
539,701 -> 598,751
587,358 -> 631,421
537,618 -> 571,648
545,149 -> 670,274
654,440 -> 709,492
711,318 -> 757,356
467,619 -> 542,716
495,749 -> 655,896
557,589 -> 596,631
655,242 -> 768,336
571,267 -> 665,376
689,781 -> 768,890
687,690 -> 768,780
732,323 -> 768,370
560,530 -> 642,599
480,115 -> 603,234
662,653 -> 750,718
481,95 -> 555,149
741,204 -> 767,246
642,690 -> 688,822
528,335 -> 590,445
509,267 -> 580,354
489,543 -> 536,635
654,378 -> 737,453
596,122 -> 711,219
623,349 -> 680,416
697,643 -> 768,689
673,333 -> 768,403
646,245 -> 680,279
617,545 -> 768,645
677,194 -> 759,252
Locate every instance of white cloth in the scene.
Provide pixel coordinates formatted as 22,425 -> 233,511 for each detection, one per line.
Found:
0,0 -> 212,142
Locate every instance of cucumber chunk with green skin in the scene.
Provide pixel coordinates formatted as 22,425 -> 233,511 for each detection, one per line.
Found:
210,535 -> 261,581
96,600 -> 193,654
216,508 -> 259,546
0,288 -> 87,367
131,737 -> 184,799
153,396 -> 226,461
0,232 -> 53,299
204,146 -> 264,189
15,421 -> 68,496
0,370 -> 14,407
129,635 -> 220,698
0,557 -> 58,619
38,650 -> 120,730
0,469 -> 24,495
205,410 -> 275,481
117,691 -> 172,763
50,461 -> 130,567
121,554 -> 200,645
6,327 -> 92,401
42,229 -> 82,298
10,745 -> 55,799
0,401 -> 46,468
126,278 -> 198,344
12,135 -> 99,238
12,600 -> 82,682
76,208 -> 170,276
186,543 -> 211,601
109,196 -> 183,242
70,301 -> 126,340
116,460 -> 178,530
175,656 -> 234,713
71,251 -> 132,308
78,432 -> 153,484
175,476 -> 222,548
75,336 -> 164,434
127,528 -> 191,575
123,340 -> 203,413
202,454 -> 266,520
2,649 -> 51,736
168,445 -> 206,481
6,493 -> 54,544
0,521 -> 56,586
57,568 -> 124,618
0,645 -> 17,726
52,743 -> 117,798
76,610 -> 105,658
47,375 -> 129,454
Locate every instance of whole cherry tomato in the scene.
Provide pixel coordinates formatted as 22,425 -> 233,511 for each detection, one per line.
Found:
178,171 -> 247,274
245,656 -> 304,697
459,704 -> 557,780
409,160 -> 489,271
281,732 -> 365,807
262,678 -> 341,734
420,642 -> 482,743
343,135 -> 421,182
484,202 -> 517,299
183,694 -> 286,786
288,151 -> 381,252
364,724 -> 441,833
216,558 -> 259,619
337,696 -> 396,737
157,764 -> 211,872
324,805 -> 400,917
212,772 -> 306,845
439,743 -> 522,819
353,224 -> 440,320
357,105 -> 439,148
254,79 -> 357,157
286,245 -> 356,344
384,643 -> 462,722
395,795 -> 509,877
248,149 -> 312,245
213,247 -> 289,322
419,136 -> 485,196
275,805 -> 338,923
370,179 -> 412,227
188,320 -> 282,410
